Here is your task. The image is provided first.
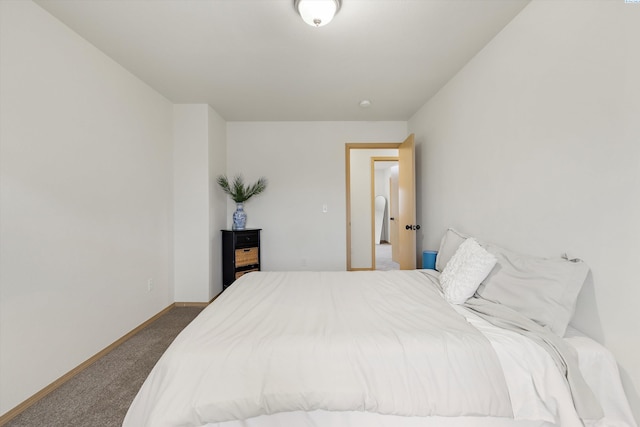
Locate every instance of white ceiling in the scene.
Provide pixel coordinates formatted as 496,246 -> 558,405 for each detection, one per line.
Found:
35,0 -> 530,122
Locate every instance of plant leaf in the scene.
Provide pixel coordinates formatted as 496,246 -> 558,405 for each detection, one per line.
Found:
216,174 -> 267,203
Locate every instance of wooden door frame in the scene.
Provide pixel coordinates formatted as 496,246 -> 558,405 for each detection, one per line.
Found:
370,157 -> 398,271
345,142 -> 400,271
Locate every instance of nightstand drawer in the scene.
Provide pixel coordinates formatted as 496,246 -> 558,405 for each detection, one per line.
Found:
235,247 -> 258,267
235,268 -> 259,280
235,231 -> 260,247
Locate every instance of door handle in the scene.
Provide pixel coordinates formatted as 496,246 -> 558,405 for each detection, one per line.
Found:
390,217 -> 395,221
405,224 -> 421,231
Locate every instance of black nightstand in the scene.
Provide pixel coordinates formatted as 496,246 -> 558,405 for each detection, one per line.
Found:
221,229 -> 261,290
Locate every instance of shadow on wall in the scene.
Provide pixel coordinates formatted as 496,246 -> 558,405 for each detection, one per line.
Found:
571,273 -> 640,422
571,272 -> 604,343
619,367 -> 640,424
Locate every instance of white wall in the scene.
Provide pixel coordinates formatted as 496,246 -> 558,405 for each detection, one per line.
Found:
226,122 -> 407,272
208,107 -> 228,297
408,0 -> 640,421
0,0 -> 174,415
173,105 -> 227,302
173,105 -> 210,302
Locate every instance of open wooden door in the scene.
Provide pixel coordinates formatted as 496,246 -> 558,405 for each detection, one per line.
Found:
397,134 -> 417,269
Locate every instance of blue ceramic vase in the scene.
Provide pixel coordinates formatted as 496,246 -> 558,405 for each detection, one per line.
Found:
232,203 -> 247,230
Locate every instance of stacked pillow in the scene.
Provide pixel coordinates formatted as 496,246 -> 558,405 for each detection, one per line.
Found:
439,238 -> 497,305
436,228 -> 590,337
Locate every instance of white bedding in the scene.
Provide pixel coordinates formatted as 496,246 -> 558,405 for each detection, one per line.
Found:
123,270 -> 637,427
197,324 -> 636,427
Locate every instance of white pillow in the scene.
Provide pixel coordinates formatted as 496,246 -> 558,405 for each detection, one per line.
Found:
435,228 -> 467,272
440,238 -> 497,305
477,244 -> 590,337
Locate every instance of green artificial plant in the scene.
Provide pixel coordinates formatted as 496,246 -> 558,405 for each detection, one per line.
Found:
216,175 -> 267,203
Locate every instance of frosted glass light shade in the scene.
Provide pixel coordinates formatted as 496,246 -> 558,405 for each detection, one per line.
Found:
295,0 -> 341,27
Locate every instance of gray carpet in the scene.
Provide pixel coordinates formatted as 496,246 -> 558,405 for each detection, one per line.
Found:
5,306 -> 204,427
376,243 -> 399,271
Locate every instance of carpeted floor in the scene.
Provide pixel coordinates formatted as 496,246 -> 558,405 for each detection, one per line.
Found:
375,243 -> 399,271
5,306 -> 204,427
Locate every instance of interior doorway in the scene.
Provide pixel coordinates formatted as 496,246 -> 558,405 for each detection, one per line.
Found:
372,158 -> 399,271
345,135 -> 416,271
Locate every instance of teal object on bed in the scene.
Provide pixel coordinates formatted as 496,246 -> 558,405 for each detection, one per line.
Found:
423,250 -> 437,270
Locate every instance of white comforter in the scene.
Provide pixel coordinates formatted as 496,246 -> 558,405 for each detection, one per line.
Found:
124,270 -> 513,427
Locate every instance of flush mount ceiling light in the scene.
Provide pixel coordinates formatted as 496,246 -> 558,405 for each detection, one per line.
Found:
294,0 -> 342,27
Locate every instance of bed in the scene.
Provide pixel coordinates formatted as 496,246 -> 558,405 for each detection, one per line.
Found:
123,229 -> 637,427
